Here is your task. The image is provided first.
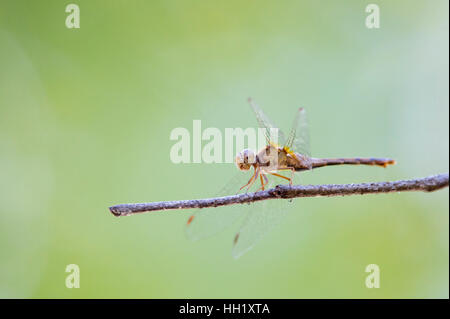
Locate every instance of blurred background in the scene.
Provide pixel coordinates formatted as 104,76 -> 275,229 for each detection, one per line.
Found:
0,0 -> 448,298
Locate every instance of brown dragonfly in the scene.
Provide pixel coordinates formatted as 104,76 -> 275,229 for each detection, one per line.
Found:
186,98 -> 396,258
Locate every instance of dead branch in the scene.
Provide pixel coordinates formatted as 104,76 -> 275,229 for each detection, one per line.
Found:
109,173 -> 449,217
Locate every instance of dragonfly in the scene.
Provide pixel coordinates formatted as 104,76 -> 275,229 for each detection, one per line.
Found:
186,98 -> 396,258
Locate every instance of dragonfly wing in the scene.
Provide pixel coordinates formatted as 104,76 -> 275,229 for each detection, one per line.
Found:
185,171 -> 253,241
231,172 -> 301,258
285,107 -> 311,157
248,98 -> 286,146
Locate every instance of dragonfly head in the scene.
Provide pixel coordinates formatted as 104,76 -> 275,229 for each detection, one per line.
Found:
235,149 -> 257,171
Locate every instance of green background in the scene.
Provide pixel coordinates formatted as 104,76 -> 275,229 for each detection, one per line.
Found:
0,0 -> 448,298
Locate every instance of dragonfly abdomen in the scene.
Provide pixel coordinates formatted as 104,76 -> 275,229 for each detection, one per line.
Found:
309,157 -> 396,169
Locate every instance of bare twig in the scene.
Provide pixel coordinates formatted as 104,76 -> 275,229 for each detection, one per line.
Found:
109,173 -> 449,217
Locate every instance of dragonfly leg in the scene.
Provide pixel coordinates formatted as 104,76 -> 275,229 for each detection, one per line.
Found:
271,168 -> 296,185
238,167 -> 258,193
245,168 -> 259,192
289,168 -> 295,185
270,172 -> 292,184
256,173 -> 269,192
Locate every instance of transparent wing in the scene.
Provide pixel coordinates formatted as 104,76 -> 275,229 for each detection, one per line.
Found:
284,107 -> 311,157
232,172 -> 301,259
248,98 -> 286,146
185,171 -> 254,241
